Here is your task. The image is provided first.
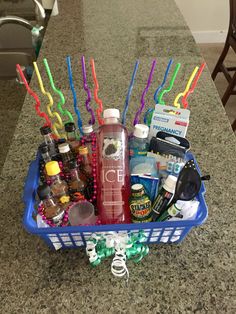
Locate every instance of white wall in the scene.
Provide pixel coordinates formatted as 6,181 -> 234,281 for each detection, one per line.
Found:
175,0 -> 229,43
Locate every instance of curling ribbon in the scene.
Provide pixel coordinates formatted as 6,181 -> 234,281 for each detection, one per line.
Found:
181,62 -> 206,109
81,56 -> 95,125
43,58 -> 74,123
133,59 -> 156,126
66,56 -> 83,134
90,58 -> 104,125
86,231 -> 149,279
16,64 -> 51,127
173,66 -> 199,109
33,62 -> 65,138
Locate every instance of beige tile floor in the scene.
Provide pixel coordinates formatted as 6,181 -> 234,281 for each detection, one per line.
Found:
198,43 -> 236,128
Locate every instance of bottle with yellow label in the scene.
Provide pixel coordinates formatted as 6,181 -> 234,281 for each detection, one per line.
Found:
45,161 -> 68,200
129,184 -> 152,223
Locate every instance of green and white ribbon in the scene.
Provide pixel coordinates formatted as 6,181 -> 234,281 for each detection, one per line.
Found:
86,230 -> 149,279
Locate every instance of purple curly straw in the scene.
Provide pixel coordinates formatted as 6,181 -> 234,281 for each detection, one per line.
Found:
133,59 -> 156,126
81,56 -> 95,125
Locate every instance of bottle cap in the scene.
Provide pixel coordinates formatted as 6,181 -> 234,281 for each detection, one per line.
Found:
37,184 -> 51,200
82,124 -> 93,134
40,126 -> 52,135
57,138 -> 66,145
58,143 -> 70,154
163,175 -> 177,193
103,108 -> 120,119
131,183 -> 144,193
39,143 -> 49,154
45,161 -> 61,176
133,124 -> 149,139
79,146 -> 88,155
68,159 -> 78,169
65,122 -> 76,133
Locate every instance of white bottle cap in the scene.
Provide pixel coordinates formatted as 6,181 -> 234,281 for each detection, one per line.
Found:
82,124 -> 93,134
58,143 -> 70,153
131,183 -> 143,191
133,124 -> 149,139
103,108 -> 120,119
163,175 -> 177,193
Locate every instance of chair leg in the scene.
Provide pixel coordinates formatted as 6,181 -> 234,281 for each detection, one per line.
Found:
212,41 -> 230,80
222,70 -> 236,106
232,119 -> 236,131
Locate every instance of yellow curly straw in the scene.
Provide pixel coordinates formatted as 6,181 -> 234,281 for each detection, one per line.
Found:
173,66 -> 199,109
33,62 -> 66,138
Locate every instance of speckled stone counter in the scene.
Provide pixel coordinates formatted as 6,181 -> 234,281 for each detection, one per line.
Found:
1,0 -> 236,313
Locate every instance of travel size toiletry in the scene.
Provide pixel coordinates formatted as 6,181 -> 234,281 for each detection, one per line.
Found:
152,174 -> 177,221
129,124 -> 149,158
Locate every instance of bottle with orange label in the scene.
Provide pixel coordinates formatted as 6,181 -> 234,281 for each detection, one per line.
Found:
79,146 -> 92,177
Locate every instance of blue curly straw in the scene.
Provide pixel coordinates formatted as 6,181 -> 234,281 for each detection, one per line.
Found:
122,60 -> 139,125
66,56 -> 83,135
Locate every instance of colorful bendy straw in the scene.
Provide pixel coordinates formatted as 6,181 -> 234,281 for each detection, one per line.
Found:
33,62 -> 65,138
158,63 -> 181,105
81,56 -> 95,125
133,59 -> 156,126
66,56 -> 83,134
90,58 -> 104,125
122,60 -> 139,125
154,59 -> 173,104
182,62 -> 206,109
143,59 -> 173,126
173,66 -> 199,109
43,58 -> 74,123
16,64 -> 51,127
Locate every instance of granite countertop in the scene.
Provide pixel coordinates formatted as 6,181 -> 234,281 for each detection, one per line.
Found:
1,0 -> 236,313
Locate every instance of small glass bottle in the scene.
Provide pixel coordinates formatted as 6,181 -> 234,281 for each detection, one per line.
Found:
39,143 -> 51,183
45,161 -> 68,199
37,184 -> 65,224
65,122 -> 80,154
82,124 -> 94,156
39,143 -> 51,163
79,146 -> 92,177
68,160 -> 86,198
129,184 -> 152,223
58,143 -> 73,173
129,124 -> 149,159
40,126 -> 57,157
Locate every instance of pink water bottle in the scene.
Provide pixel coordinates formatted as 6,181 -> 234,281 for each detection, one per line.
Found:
96,108 -> 131,224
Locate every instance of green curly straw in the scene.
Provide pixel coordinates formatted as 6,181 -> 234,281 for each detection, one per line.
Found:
158,63 -> 181,105
43,58 -> 74,123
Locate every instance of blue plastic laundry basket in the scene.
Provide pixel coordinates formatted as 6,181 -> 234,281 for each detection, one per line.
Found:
23,152 -> 208,250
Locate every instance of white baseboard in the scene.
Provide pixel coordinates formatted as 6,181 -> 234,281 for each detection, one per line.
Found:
192,30 -> 227,43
